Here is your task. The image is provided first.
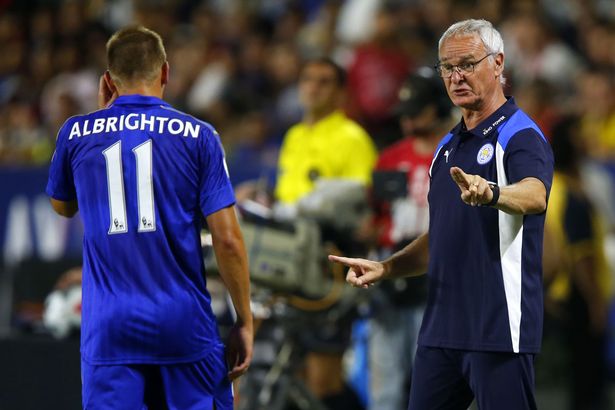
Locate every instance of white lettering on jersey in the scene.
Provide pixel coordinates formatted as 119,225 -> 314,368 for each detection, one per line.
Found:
82,119 -> 91,136
106,117 -> 118,133
66,116 -> 201,141
68,122 -> 81,140
93,118 -> 105,134
141,113 -> 155,132
157,117 -> 169,133
168,119 -> 184,135
184,121 -> 200,138
125,113 -> 139,130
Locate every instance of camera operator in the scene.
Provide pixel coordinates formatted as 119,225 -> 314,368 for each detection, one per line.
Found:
274,57 -> 377,409
369,69 -> 452,410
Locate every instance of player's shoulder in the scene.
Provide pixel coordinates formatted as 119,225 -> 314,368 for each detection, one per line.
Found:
55,106 -> 112,141
158,105 -> 218,139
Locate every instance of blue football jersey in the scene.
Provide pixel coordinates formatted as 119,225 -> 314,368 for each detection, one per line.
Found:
46,95 -> 236,364
420,97 -> 553,354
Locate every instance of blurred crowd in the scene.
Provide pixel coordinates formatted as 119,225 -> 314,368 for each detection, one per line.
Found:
0,0 -> 613,169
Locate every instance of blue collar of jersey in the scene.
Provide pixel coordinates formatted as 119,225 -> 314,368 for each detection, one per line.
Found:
110,94 -> 170,107
452,96 -> 519,138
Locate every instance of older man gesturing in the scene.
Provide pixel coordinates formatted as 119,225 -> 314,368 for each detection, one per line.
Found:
330,19 -> 553,410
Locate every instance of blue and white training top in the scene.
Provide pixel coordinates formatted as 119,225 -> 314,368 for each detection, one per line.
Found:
46,94 -> 236,365
419,97 -> 554,354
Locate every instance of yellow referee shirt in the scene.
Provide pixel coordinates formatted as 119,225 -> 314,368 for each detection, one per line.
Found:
275,110 -> 377,205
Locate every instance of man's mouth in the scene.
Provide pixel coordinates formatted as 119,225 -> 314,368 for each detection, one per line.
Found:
452,89 -> 472,96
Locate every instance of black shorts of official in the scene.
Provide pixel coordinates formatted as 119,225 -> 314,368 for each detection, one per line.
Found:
408,345 -> 536,410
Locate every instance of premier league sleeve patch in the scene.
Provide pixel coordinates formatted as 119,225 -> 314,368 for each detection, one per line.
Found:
477,143 -> 494,165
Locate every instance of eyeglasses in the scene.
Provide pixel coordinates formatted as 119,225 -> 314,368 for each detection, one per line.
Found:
434,53 -> 495,78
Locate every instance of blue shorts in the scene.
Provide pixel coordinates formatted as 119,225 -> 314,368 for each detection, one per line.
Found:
408,346 -> 536,410
82,347 -> 233,410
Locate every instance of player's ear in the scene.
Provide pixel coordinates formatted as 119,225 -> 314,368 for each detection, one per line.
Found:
103,71 -> 117,93
161,62 -> 169,87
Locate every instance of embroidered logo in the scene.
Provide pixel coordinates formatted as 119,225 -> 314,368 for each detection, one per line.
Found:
477,143 -> 494,165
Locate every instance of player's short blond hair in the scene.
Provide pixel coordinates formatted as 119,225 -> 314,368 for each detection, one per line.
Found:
106,26 -> 167,88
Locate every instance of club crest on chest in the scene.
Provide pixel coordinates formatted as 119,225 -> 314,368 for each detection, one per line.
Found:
477,143 -> 494,165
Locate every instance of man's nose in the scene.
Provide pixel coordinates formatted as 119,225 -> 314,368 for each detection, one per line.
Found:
450,69 -> 465,83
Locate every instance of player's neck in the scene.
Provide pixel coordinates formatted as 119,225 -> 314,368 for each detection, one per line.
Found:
117,85 -> 164,99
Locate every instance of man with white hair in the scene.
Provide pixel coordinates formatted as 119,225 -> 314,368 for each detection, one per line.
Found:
330,19 -> 553,409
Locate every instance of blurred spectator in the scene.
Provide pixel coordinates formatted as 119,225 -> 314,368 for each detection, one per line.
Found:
576,69 -> 615,161
0,13 -> 26,105
164,27 -> 209,111
335,0 -> 381,46
226,109 -> 279,191
297,0 -> 342,58
0,98 -> 51,164
274,57 -> 376,409
264,41 -> 303,132
502,12 -> 583,92
579,20 -> 615,70
345,3 -> 413,149
545,116 -> 613,410
515,79 -> 561,141
275,58 -> 376,206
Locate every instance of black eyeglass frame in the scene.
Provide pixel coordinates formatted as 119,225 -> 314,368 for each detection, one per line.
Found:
434,52 -> 496,78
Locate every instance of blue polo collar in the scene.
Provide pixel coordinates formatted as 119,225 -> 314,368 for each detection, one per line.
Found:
453,96 -> 519,138
110,94 -> 170,107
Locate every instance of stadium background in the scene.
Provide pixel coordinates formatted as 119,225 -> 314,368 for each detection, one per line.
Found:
0,0 -> 614,409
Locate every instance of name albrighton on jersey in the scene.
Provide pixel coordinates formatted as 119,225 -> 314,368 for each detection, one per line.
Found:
68,113 -> 201,140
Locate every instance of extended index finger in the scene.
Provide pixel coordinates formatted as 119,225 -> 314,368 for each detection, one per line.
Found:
328,255 -> 361,268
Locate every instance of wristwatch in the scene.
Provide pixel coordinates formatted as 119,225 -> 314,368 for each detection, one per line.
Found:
484,182 -> 500,207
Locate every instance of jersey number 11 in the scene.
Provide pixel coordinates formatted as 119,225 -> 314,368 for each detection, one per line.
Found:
102,140 -> 156,235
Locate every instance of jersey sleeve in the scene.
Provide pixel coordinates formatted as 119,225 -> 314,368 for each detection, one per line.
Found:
198,126 -> 236,217
503,128 -> 554,193
46,120 -> 77,201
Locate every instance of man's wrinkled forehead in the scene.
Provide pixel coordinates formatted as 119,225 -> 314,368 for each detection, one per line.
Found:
438,34 -> 486,62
